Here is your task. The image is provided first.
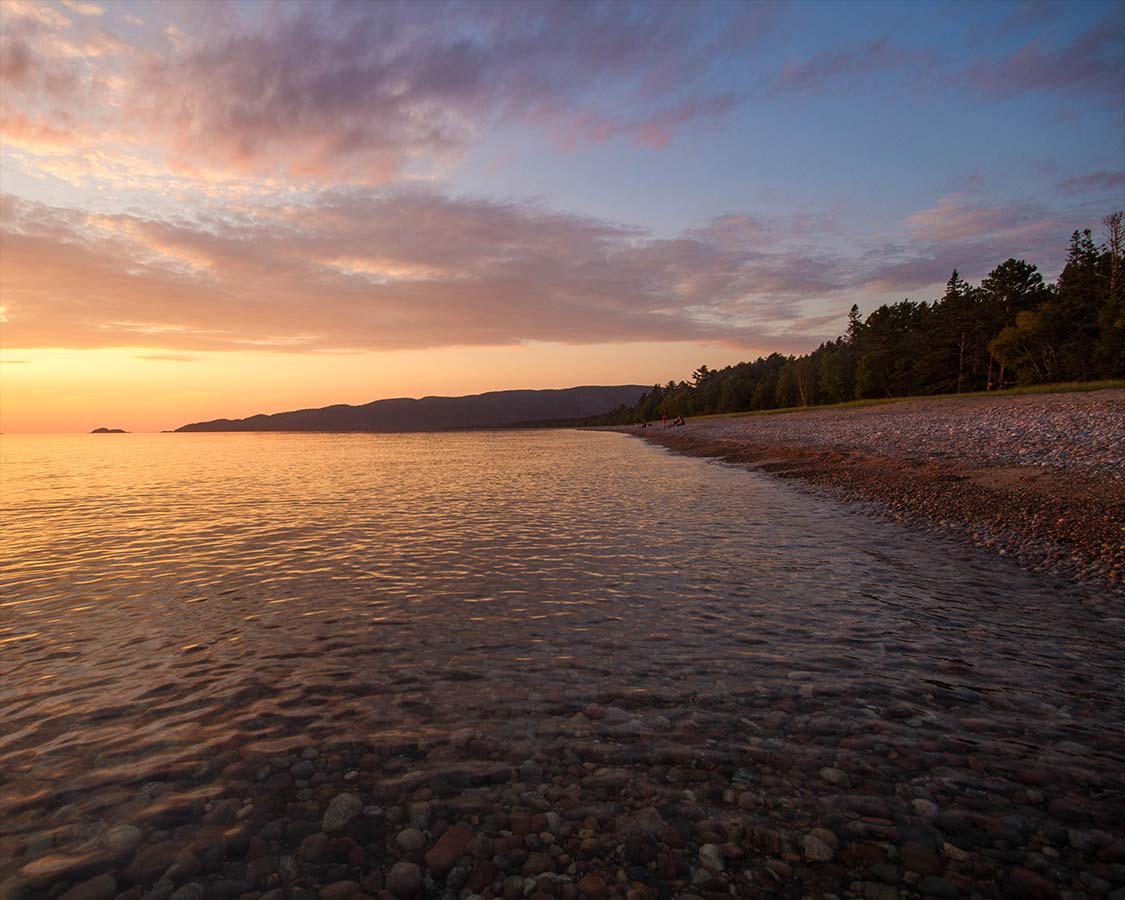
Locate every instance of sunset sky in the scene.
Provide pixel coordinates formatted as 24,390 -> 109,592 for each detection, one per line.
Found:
1,0 -> 1122,432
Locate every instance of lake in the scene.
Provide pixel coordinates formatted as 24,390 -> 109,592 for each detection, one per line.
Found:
1,431 -> 1121,899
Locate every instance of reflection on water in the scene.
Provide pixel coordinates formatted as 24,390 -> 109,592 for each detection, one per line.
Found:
0,431 -> 1121,894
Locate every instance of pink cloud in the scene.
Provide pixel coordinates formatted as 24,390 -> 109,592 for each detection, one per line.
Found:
968,10 -> 1125,102
2,1 -> 768,186
1057,170 -> 1125,195
774,36 -> 924,94
0,189 -> 851,354
904,196 -> 1058,244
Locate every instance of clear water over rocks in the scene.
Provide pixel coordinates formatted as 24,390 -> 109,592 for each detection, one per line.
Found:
1,432 -> 1122,900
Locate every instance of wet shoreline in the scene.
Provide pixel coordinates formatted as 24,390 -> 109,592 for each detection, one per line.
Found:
614,390 -> 1125,598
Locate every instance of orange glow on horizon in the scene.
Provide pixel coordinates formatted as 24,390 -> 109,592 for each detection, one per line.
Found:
0,341 -> 769,433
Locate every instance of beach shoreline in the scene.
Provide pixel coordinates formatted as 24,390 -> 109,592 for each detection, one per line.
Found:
612,389 -> 1125,599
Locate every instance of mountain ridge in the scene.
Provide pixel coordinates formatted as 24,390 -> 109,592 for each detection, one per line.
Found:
175,385 -> 648,432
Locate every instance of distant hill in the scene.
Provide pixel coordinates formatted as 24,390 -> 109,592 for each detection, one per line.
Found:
91,427 -> 128,433
175,385 -> 648,432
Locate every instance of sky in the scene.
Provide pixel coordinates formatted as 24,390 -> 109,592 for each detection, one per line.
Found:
1,0 -> 1122,432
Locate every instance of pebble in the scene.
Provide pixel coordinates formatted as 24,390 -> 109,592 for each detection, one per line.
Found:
59,874 -> 117,900
385,861 -> 421,898
394,828 -> 426,853
322,794 -> 364,832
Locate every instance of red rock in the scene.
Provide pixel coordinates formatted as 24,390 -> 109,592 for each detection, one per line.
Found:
424,824 -> 473,876
575,874 -> 609,899
466,860 -> 497,893
319,881 -> 360,900
1008,868 -> 1058,900
59,874 -> 117,900
523,852 -> 554,876
121,841 -> 182,884
509,813 -> 531,836
900,841 -> 941,875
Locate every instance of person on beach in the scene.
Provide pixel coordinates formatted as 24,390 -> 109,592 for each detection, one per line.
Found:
661,414 -> 667,428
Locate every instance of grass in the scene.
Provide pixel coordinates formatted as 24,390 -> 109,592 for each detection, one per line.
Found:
684,379 -> 1125,422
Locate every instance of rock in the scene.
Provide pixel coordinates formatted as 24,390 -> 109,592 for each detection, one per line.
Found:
583,769 -> 630,791
466,834 -> 493,859
698,844 -> 724,871
801,834 -> 833,862
1007,868 -> 1058,899
424,824 -> 473,876
59,874 -> 117,900
102,825 -> 143,854
900,841 -> 941,875
574,874 -> 609,899
122,842 -> 182,884
864,883 -> 899,900
919,876 -> 960,899
323,794 -> 364,832
246,855 -> 277,884
522,853 -> 553,876
407,802 -> 431,829
386,862 -> 421,898
169,887 -> 203,900
319,882 -> 360,900
395,828 -> 426,853
912,799 -> 938,818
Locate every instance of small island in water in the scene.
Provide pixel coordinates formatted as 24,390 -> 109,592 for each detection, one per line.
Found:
90,427 -> 128,433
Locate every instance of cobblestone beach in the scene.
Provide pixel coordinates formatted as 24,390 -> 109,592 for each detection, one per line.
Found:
627,389 -> 1125,595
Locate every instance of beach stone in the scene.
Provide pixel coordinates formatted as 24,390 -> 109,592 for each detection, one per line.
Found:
864,883 -> 899,900
141,879 -> 174,900
900,841 -> 941,875
698,844 -> 724,871
59,874 -> 117,900
574,874 -> 609,899
802,834 -> 833,862
465,834 -> 493,859
424,824 -> 473,876
386,862 -> 420,898
919,876 -> 959,899
1007,868 -> 1057,899
246,855 -> 277,884
169,887 -> 203,900
323,794 -> 363,832
122,842 -> 182,884
101,825 -> 143,854
912,799 -> 938,818
407,802 -> 431,829
319,881 -> 359,900
522,853 -> 553,876
395,828 -> 426,853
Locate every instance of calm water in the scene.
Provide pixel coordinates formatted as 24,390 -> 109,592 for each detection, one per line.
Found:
1,431 -> 1122,890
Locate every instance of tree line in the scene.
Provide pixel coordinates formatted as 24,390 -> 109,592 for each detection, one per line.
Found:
591,212 -> 1124,425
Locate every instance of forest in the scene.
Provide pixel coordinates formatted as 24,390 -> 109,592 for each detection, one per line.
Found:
592,212 -> 1125,425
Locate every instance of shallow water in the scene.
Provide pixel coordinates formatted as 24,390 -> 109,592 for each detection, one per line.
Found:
1,431 -> 1122,894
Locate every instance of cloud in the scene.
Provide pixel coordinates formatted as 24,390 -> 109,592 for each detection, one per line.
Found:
61,0 -> 104,15
773,36 -> 921,94
135,353 -> 200,362
1057,170 -> 1125,195
858,198 -> 1074,293
968,10 -> 1125,103
0,189 -> 851,353
2,1 -> 768,187
904,196 -> 1057,243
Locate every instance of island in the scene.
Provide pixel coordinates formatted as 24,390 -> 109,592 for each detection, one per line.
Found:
90,427 -> 128,433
